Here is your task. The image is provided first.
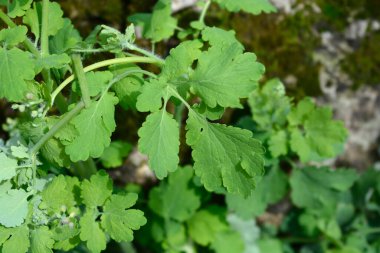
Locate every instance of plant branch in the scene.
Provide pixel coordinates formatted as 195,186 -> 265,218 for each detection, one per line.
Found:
30,102 -> 85,155
199,0 -> 211,25
49,56 -> 163,107
72,54 -> 91,108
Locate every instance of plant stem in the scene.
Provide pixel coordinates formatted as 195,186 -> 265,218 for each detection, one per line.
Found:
128,43 -> 162,63
40,0 -> 49,57
50,56 -> 163,107
72,54 -> 91,108
0,8 -> 13,27
30,102 -> 85,155
199,0 -> 211,25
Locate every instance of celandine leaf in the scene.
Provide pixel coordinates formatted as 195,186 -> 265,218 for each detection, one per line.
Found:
128,0 -> 177,42
0,47 -> 36,102
189,28 -> 265,108
80,209 -> 107,253
148,168 -> 201,221
138,110 -> 180,179
0,225 -> 30,253
0,189 -> 30,227
64,93 -> 118,162
186,111 -> 265,196
30,226 -> 55,253
0,153 -> 18,182
81,171 -> 113,208
23,1 -> 64,40
100,193 -> 147,242
214,0 -> 277,15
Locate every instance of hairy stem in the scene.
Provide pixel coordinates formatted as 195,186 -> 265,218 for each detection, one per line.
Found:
72,54 -> 91,107
128,43 -> 162,63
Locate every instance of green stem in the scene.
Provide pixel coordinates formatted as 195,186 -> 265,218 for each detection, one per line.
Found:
0,9 -> 40,55
0,8 -> 13,26
169,86 -> 191,110
72,54 -> 91,108
30,102 -> 85,155
199,0 -> 211,25
50,56 -> 163,107
128,43 -> 163,63
40,0 -> 49,57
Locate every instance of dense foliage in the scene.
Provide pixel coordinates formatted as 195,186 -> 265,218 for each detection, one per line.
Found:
0,0 -> 379,253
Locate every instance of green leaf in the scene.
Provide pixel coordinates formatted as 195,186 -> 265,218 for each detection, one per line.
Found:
21,117 -> 75,168
189,29 -> 265,108
101,193 -> 147,242
201,27 -> 243,49
248,78 -> 291,130
326,247 -> 361,253
136,79 -> 170,112
41,175 -> 77,213
288,98 -> 348,162
80,209 -> 107,253
0,26 -> 27,47
227,214 -> 260,253
162,220 -> 187,249
51,224 -> 80,251
290,167 -> 358,216
186,111 -> 265,196
0,189 -> 30,227
35,53 -> 71,73
109,63 -> 143,110
65,92 -> 118,161
194,102 -> 225,121
317,218 -> 342,240
49,18 -> 82,54
257,238 -> 283,253
81,171 -> 113,208
148,167 -> 200,221
138,110 -> 180,179
211,230 -> 245,253
23,1 -> 64,40
226,166 -> 288,219
128,0 -> 177,42
0,47 -> 36,102
0,225 -> 30,253
30,227 -> 54,253
100,141 -> 132,168
268,130 -> 288,157
187,206 -> 229,246
72,71 -> 113,97
10,145 -> 29,159
0,153 -> 18,182
214,0 -> 277,15
161,40 -> 203,81
2,0 -> 32,18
